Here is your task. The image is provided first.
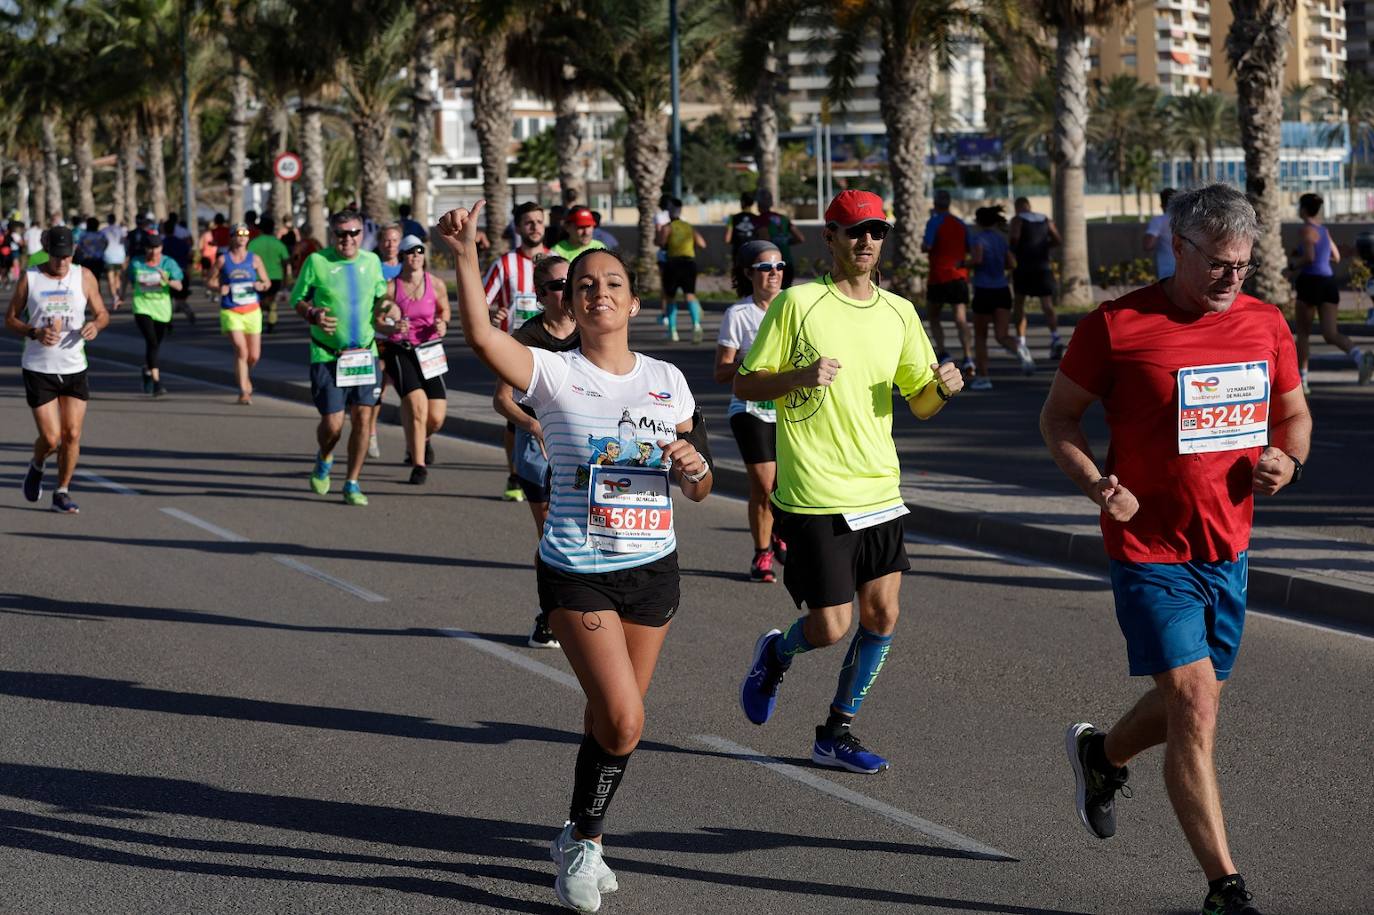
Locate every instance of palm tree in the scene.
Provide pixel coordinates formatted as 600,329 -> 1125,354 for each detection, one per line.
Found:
507,17 -> 588,208
337,7 -> 413,222
732,0 -> 792,203
1169,93 -> 1237,183
1003,73 -> 1057,188
1091,74 -> 1159,218
1032,0 -> 1138,307
407,0 -> 445,224
543,0 -> 723,276
1124,145 -> 1155,219
1325,73 -> 1374,212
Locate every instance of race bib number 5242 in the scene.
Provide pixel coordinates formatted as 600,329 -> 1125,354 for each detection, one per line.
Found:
1177,361 -> 1270,455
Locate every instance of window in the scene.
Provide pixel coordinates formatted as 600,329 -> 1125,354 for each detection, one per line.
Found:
1124,54 -> 1138,68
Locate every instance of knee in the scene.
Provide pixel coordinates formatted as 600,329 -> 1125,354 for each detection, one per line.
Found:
246,354 -> 260,368
808,612 -> 851,648
39,431 -> 61,452
596,704 -> 644,755
860,605 -> 900,636
1165,680 -> 1219,737
60,427 -> 81,447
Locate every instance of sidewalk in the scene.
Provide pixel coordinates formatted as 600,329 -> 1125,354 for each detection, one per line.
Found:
82,310 -> 1374,631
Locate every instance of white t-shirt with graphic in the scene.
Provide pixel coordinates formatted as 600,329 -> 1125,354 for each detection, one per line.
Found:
522,348 -> 696,574
717,296 -> 776,421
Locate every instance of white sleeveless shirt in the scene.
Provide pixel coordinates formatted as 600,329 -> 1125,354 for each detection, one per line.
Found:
22,266 -> 89,375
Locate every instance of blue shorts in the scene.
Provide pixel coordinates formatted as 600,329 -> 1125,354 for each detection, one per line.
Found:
1108,553 -> 1248,681
309,357 -> 382,415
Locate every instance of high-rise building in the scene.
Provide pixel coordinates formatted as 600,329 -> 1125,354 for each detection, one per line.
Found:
1350,0 -> 1374,78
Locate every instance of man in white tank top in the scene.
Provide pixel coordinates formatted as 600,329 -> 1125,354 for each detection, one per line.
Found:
4,226 -> 110,514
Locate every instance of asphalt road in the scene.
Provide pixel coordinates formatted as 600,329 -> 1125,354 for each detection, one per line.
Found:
1,358 -> 1371,914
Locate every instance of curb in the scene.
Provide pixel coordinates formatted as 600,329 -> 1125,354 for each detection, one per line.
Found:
87,339 -> 1374,634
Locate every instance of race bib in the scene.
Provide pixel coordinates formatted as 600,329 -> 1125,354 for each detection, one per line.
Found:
587,464 -> 673,553
336,348 -> 376,388
416,340 -> 448,379
745,399 -> 776,422
37,289 -> 72,320
510,292 -> 542,330
138,270 -> 163,288
842,504 -> 910,532
229,281 -> 259,307
1177,361 -> 1270,455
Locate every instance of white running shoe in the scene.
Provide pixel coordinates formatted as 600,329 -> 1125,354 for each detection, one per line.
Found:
367,434 -> 381,459
551,822 -> 615,911
1016,341 -> 1036,375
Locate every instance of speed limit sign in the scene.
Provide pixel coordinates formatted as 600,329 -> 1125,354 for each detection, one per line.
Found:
273,152 -> 302,182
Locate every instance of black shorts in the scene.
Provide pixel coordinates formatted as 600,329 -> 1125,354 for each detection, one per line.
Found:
537,552 -> 679,627
23,369 -> 90,408
1295,273 -> 1340,307
266,279 -> 283,298
517,468 -> 552,503
662,257 -> 697,296
729,411 -> 776,465
971,286 -> 1013,316
1013,268 -> 1055,298
381,345 -> 447,400
772,507 -> 910,609
199,256 -> 212,273
927,279 -> 969,307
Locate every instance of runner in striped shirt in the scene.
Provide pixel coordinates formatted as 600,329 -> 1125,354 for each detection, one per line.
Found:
484,201 -> 551,501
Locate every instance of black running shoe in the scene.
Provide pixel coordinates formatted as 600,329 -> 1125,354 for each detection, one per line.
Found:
1066,722 -> 1131,839
22,463 -> 44,503
51,491 -> 79,514
528,614 -> 560,649
153,382 -> 167,397
142,370 -> 153,395
409,465 -> 428,485
1202,876 -> 1262,915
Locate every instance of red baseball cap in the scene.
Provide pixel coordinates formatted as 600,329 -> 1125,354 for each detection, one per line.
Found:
566,207 -> 596,228
824,190 -> 892,229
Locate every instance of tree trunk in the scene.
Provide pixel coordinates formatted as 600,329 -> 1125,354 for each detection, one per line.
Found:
31,152 -> 47,227
300,100 -> 327,242
148,115 -> 169,221
877,30 -> 932,301
409,18 -> 436,224
41,114 -> 63,222
472,39 -> 515,253
1227,0 -> 1292,307
753,59 -> 780,204
73,116 -> 96,218
354,111 -> 392,222
120,119 -> 140,227
112,142 -> 126,225
227,57 -> 251,223
624,109 -> 670,281
266,101 -> 292,227
554,83 -> 585,207
16,155 -> 31,224
1052,22 -> 1093,307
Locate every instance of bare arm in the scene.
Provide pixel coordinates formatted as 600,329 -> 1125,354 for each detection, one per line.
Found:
788,222 -> 805,245
4,274 -> 31,338
906,361 -> 964,420
1297,224 -> 1318,268
210,255 -> 226,295
660,417 -> 711,502
693,229 -> 707,249
1048,220 -> 1062,247
80,267 -> 109,339
436,201 -> 533,391
1040,372 -> 1138,520
253,254 -> 271,290
1253,386 -> 1313,496
714,344 -> 740,384
431,271 -> 451,336
734,358 -> 837,402
493,380 -> 539,432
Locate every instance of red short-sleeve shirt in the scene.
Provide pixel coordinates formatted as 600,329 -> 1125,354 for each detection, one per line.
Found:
1058,285 -> 1300,563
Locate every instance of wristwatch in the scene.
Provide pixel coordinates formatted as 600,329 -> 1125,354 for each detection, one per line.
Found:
1285,453 -> 1303,485
26,326 -> 38,340
683,460 -> 710,484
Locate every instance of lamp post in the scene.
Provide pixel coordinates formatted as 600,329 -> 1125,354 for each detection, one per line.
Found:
670,0 -> 682,199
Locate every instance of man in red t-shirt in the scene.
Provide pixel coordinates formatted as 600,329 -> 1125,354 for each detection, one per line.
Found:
920,190 -> 974,372
1041,184 -> 1310,915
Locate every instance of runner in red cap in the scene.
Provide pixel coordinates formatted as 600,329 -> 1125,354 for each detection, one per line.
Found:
736,188 -> 964,775
551,207 -> 606,262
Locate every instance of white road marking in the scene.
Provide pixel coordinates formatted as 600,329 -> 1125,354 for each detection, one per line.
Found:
440,628 -> 581,691
160,507 -> 387,602
692,734 -> 1015,861
76,470 -> 139,495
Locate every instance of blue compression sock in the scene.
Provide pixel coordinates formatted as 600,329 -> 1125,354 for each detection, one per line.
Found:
687,298 -> 702,326
771,617 -> 815,669
666,301 -> 678,334
831,626 -> 893,716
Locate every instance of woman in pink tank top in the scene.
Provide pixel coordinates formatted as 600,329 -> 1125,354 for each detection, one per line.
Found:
381,235 -> 451,484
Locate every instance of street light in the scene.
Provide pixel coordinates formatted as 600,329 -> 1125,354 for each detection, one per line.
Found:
670,0 -> 682,200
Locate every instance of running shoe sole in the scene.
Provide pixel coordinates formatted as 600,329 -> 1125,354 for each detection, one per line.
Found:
549,826 -> 617,894
739,629 -> 782,725
51,499 -> 79,515
1065,722 -> 1099,838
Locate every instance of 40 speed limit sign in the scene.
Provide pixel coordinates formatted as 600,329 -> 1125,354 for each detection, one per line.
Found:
273,152 -> 302,182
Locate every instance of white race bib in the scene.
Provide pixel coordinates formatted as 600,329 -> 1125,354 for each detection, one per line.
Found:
745,399 -> 777,422
416,340 -> 448,380
842,504 -> 910,532
511,292 -> 542,330
230,281 -> 259,307
586,464 -> 673,553
138,269 -> 163,288
37,289 -> 73,320
1177,361 -> 1270,455
335,348 -> 376,388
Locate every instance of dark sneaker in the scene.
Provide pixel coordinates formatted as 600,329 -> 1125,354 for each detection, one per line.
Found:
1066,722 -> 1131,839
142,370 -> 153,395
22,463 -> 44,503
424,440 -> 435,465
528,614 -> 561,649
409,465 -> 428,485
739,629 -> 785,725
770,533 -> 787,565
1202,876 -> 1262,915
1050,337 -> 1066,361
51,491 -> 79,514
749,549 -> 776,583
152,382 -> 167,397
812,726 -> 890,774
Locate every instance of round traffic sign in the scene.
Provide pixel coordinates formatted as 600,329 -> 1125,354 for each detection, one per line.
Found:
274,152 -> 302,182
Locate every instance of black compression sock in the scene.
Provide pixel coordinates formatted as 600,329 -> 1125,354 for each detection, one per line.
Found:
569,733 -> 631,839
820,711 -> 852,740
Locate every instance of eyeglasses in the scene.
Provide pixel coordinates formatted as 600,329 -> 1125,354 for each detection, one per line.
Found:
403,247 -> 425,256
750,262 -> 787,273
541,278 -> 567,292
234,230 -> 250,237
1179,235 -> 1259,280
335,228 -> 362,238
840,221 -> 890,241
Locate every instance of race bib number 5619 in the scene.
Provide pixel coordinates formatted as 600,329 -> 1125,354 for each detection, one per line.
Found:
1177,361 -> 1270,455
587,464 -> 672,553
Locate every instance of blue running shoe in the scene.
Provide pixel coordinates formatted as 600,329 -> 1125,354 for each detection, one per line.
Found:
22,463 -> 44,502
51,491 -> 80,514
739,629 -> 785,725
811,726 -> 889,774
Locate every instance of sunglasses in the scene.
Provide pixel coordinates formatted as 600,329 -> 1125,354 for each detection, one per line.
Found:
403,247 -> 425,256
234,230 -> 250,237
840,221 -> 889,241
541,278 -> 567,292
335,228 -> 362,238
750,262 -> 787,273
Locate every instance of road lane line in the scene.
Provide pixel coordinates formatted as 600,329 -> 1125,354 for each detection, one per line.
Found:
76,470 -> 139,495
439,628 -> 581,690
692,734 -> 1015,861
160,507 -> 387,602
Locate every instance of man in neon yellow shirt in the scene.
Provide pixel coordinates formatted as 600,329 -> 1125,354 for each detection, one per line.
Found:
550,207 -> 606,261
291,208 -> 399,506
736,190 -> 965,774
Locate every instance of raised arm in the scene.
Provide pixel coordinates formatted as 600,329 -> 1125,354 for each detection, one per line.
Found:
436,201 -> 533,391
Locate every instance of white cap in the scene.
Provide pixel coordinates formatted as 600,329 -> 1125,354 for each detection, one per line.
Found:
399,234 -> 425,253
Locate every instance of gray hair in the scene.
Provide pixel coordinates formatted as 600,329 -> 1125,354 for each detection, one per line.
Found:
1167,184 -> 1262,245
